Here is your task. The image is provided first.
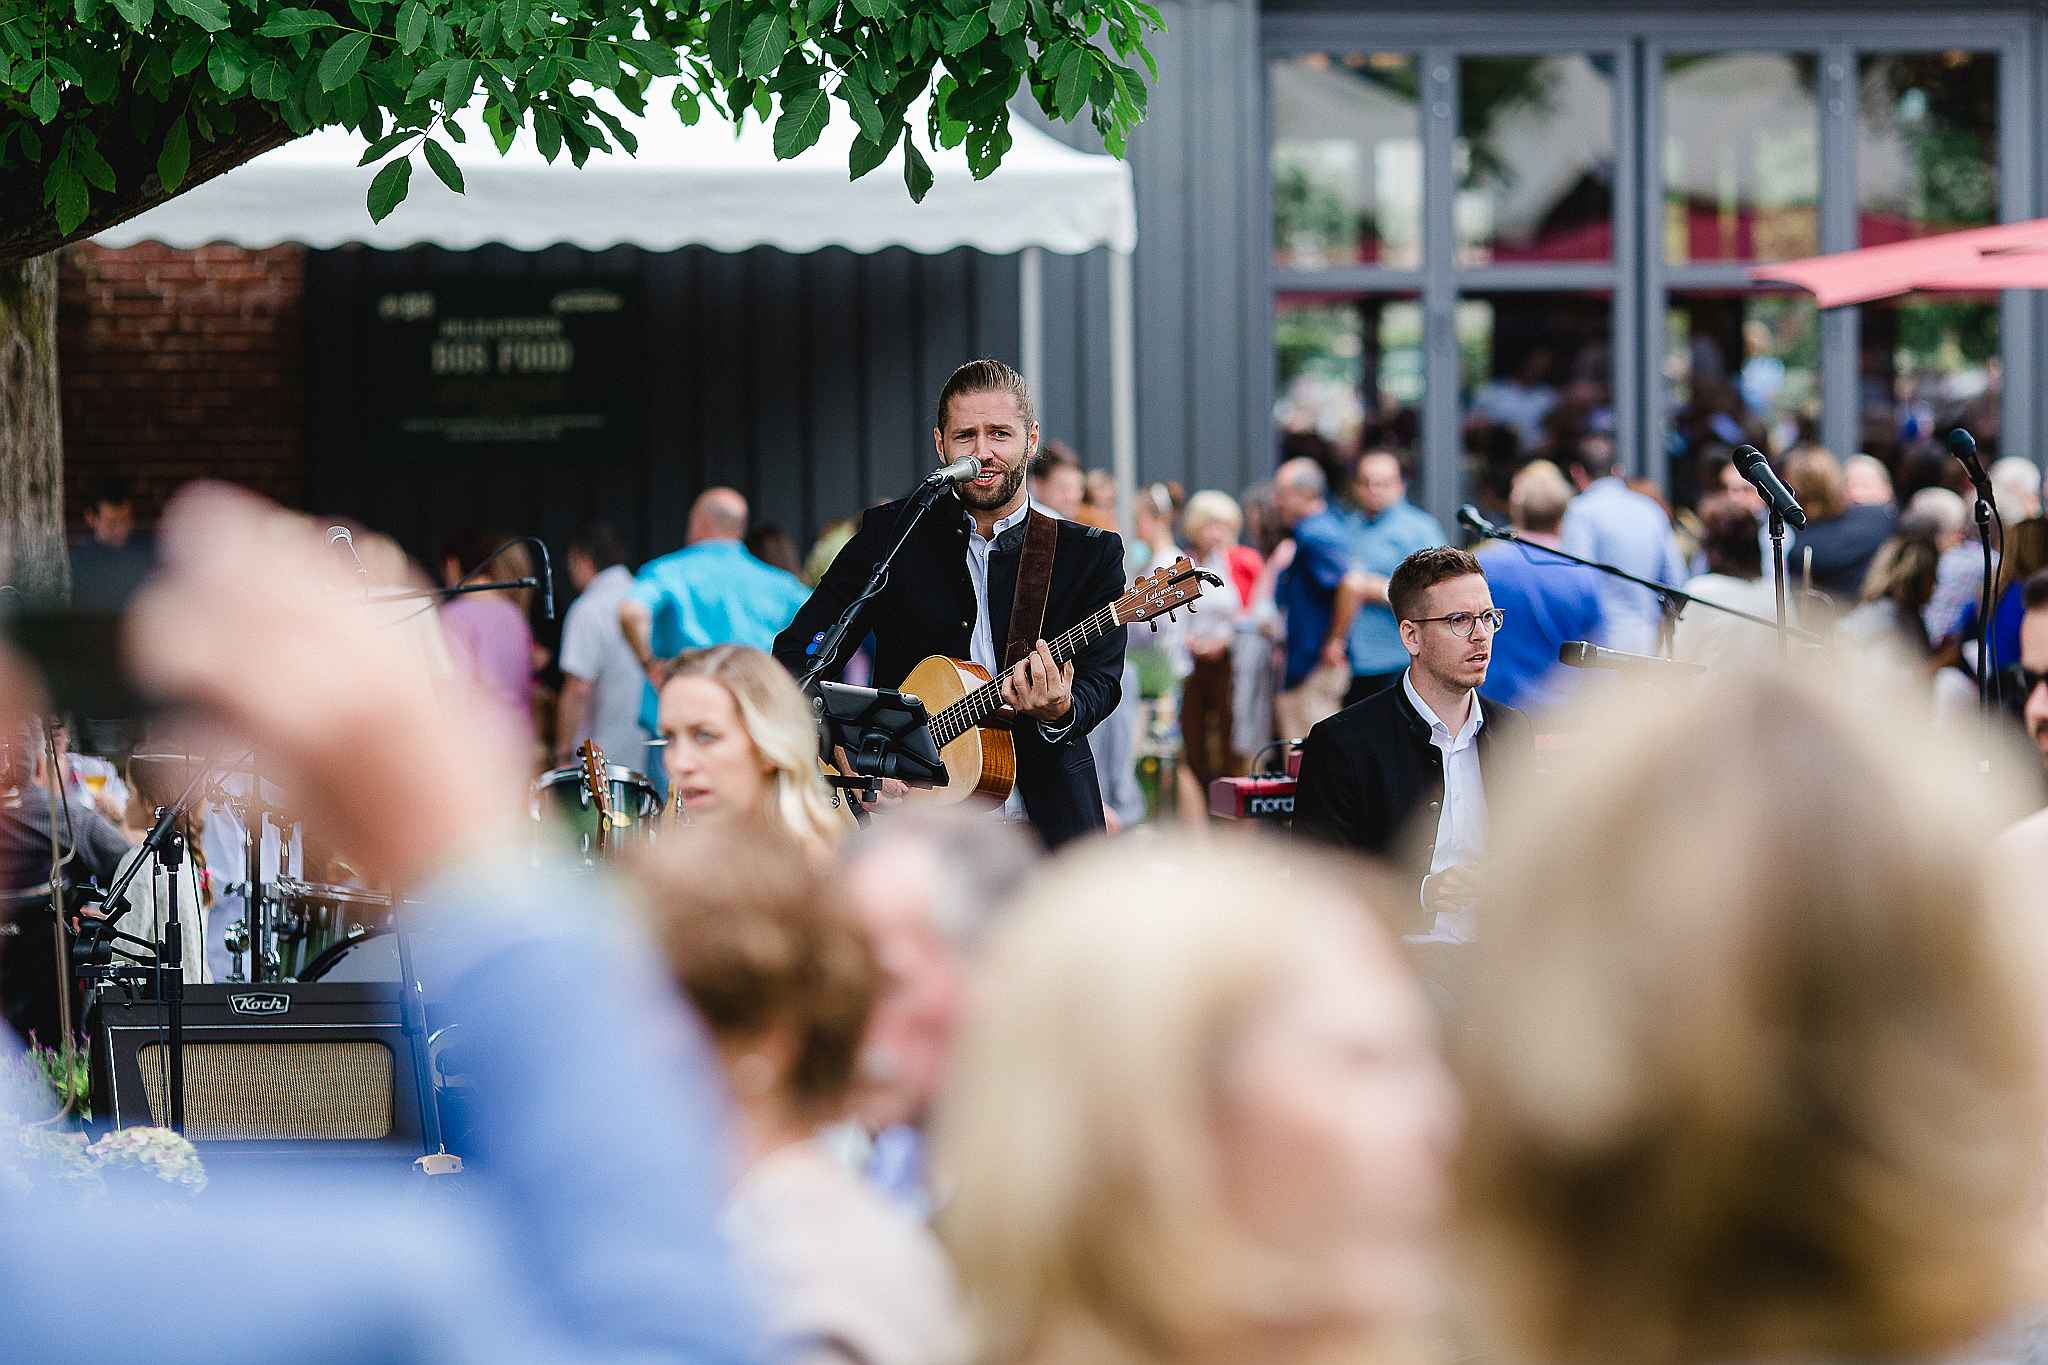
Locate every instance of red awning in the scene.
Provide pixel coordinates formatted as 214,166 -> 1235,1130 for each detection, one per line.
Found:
1749,219 -> 2048,307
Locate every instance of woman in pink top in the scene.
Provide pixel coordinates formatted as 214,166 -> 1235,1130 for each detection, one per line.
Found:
438,533 -> 538,743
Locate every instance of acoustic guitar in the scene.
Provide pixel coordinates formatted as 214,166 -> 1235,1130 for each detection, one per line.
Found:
853,556 -> 1222,809
578,738 -> 616,856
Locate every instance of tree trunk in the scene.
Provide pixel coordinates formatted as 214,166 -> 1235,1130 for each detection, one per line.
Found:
0,254 -> 67,605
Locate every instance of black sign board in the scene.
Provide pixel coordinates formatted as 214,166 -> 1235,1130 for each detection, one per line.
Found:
358,278 -> 642,451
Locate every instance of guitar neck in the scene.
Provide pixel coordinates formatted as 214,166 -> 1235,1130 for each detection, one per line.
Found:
928,603 -> 1121,747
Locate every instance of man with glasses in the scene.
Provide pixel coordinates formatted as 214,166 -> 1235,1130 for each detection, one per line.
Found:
1293,547 -> 1531,939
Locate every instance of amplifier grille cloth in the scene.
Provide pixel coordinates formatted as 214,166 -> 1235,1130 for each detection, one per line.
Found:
137,1041 -> 394,1140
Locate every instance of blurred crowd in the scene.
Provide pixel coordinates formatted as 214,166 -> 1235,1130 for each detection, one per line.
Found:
7,484 -> 2048,1365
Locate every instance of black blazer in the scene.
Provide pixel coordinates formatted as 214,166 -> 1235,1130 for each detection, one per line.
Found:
773,496 -> 1127,848
1291,679 -> 1532,893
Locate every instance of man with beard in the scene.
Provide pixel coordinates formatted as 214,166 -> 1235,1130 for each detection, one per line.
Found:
774,360 -> 1127,848
1292,547 -> 1532,939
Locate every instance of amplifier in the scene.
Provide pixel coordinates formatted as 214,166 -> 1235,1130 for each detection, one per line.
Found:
1208,774 -> 1297,822
87,982 -> 426,1167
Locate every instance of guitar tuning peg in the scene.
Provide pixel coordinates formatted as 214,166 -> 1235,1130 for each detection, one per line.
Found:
1148,619 -> 1159,633
1186,602 -> 1197,614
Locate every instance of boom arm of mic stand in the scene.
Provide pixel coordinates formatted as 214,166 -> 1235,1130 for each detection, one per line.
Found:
798,481 -> 953,693
367,578 -> 540,604
1469,522 -> 1822,644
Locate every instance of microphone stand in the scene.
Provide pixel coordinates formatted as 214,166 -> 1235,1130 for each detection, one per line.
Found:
1769,509 -> 1789,660
1973,490 -> 1997,713
799,478 -> 959,692
1465,521 -> 1822,649
796,477 -> 963,821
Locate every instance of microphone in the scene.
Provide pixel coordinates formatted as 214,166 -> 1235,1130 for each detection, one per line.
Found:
924,455 -> 984,486
1558,640 -> 1706,674
1732,446 -> 1807,529
1457,503 -> 1502,538
1948,427 -> 1993,501
326,525 -> 369,583
525,535 -> 555,622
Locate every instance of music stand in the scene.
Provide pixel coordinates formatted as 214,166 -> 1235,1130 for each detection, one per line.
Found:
811,683 -> 947,822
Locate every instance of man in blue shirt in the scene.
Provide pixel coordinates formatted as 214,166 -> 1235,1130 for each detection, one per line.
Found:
1476,460 -> 1605,712
619,487 -> 811,784
1273,457 -> 1370,740
1339,450 -> 1447,707
1560,436 -> 1688,654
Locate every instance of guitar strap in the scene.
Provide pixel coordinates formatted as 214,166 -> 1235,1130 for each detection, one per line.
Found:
1003,509 -> 1060,672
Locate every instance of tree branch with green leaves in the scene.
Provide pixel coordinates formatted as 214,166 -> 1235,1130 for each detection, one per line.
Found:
0,0 -> 1160,264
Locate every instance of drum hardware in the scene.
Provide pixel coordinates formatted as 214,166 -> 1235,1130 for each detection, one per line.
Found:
531,748 -> 661,864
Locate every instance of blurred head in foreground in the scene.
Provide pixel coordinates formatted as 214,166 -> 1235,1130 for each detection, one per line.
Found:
643,821 -> 876,1155
837,806 -> 1041,1133
1456,664 -> 2046,1365
936,838 -> 1459,1365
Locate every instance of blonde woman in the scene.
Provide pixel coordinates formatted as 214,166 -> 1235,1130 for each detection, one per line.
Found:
658,645 -> 842,858
1456,665 -> 2047,1365
935,838 -> 1459,1365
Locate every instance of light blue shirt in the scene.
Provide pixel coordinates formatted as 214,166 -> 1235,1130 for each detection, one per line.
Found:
0,855 -> 761,1365
1559,478 -> 1688,654
632,539 -> 811,731
1340,501 -> 1448,675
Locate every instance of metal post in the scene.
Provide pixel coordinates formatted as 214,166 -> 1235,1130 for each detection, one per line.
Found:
1109,248 -> 1137,532
1019,246 -> 1045,393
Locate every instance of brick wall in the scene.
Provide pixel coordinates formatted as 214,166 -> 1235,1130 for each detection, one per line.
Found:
57,242 -> 307,525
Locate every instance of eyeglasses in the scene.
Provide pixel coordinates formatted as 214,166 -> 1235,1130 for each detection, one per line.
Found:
1409,608 -> 1507,639
2005,664 -> 2048,698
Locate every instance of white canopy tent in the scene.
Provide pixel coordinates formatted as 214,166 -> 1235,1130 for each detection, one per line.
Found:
98,84 -> 1139,517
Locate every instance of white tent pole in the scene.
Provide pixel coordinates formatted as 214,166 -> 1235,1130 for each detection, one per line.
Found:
1019,246 -> 1045,395
1109,248 -> 1137,537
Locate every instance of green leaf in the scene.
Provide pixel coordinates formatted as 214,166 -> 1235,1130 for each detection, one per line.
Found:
805,0 -> 835,23
1053,43 -> 1088,119
250,56 -> 291,100
989,0 -> 1024,34
319,32 -> 372,91
207,41 -> 247,94
847,130 -> 890,180
840,76 -> 882,143
157,114 -> 191,191
941,9 -> 987,53
483,102 -> 515,153
367,153 -> 411,221
254,6 -> 339,34
422,135 -> 463,191
29,76 -> 58,124
442,59 -> 474,110
672,82 -> 702,125
75,137 -> 116,191
356,128 -> 414,164
170,33 -> 208,75
442,117 -> 464,143
499,0 -> 528,33
705,2 -> 741,77
405,57 -> 449,102
739,9 -> 787,79
166,0 -> 231,29
773,85 -> 830,159
533,106 -> 562,160
902,136 -> 932,201
618,38 -> 681,76
398,0 -> 429,53
52,165 -> 90,234
111,0 -> 157,29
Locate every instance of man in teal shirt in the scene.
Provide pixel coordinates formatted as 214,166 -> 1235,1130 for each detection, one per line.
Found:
1340,450 -> 1448,707
618,487 -> 810,781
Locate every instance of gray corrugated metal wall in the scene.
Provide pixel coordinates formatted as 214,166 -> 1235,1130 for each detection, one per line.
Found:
306,0 -> 1269,558
1033,0 -> 1268,502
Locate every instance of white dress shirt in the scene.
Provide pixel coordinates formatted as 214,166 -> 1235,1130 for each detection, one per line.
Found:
965,503 -> 1076,819
1403,670 -> 1487,941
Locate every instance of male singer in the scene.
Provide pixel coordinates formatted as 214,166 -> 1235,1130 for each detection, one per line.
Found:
773,360 -> 1127,848
1292,546 -> 1532,938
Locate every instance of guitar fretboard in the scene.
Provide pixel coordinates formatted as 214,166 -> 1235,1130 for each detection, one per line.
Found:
927,603 -> 1123,747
